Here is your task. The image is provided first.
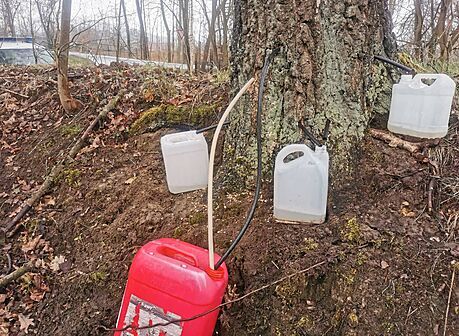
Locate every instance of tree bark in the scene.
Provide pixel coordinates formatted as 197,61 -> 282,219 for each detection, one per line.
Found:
135,0 -> 149,60
225,0 -> 395,188
436,0 -> 452,61
414,0 -> 424,60
1,0 -> 18,36
57,0 -> 82,114
160,0 -> 172,63
120,0 -> 132,57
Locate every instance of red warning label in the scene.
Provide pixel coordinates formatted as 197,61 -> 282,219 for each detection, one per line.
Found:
121,295 -> 183,336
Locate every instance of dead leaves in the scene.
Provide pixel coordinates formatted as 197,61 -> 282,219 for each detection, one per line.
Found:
49,255 -> 66,272
17,313 -> 34,333
400,201 -> 416,217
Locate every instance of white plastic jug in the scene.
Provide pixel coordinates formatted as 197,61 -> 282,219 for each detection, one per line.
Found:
274,144 -> 329,224
388,74 -> 456,138
160,130 -> 209,194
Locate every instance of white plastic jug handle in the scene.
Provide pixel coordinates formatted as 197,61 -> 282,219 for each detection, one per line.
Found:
413,74 -> 443,86
276,144 -> 309,167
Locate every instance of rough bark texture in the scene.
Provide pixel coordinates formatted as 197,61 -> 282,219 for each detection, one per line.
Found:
57,0 -> 82,114
225,0 -> 396,188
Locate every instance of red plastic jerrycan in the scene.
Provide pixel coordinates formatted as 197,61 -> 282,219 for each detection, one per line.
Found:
115,238 -> 228,336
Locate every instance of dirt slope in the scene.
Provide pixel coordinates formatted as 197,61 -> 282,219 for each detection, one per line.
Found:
1,64 -> 458,336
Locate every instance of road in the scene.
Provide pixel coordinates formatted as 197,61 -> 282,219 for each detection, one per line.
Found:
70,51 -> 188,70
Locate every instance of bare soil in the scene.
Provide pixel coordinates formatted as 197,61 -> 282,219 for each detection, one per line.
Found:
1,65 -> 458,336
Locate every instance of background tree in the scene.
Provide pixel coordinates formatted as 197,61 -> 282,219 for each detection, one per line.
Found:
57,0 -> 82,113
1,0 -> 20,36
135,0 -> 149,59
224,0 -> 396,187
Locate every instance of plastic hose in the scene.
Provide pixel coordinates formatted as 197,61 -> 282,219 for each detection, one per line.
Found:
214,51 -> 277,270
374,55 -> 415,74
207,77 -> 255,269
196,121 -> 230,134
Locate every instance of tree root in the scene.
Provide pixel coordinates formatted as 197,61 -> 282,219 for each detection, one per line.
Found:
3,90 -> 126,233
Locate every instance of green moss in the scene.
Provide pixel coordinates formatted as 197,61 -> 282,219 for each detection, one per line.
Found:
296,316 -> 313,329
173,226 -> 184,238
130,106 -> 163,135
189,212 -> 206,226
348,312 -> 359,327
129,104 -> 217,135
213,69 -> 230,84
342,268 -> 357,285
89,271 -> 107,283
356,252 -> 367,266
303,237 -> 319,252
62,169 -> 81,187
60,125 -> 82,137
340,217 -> 361,243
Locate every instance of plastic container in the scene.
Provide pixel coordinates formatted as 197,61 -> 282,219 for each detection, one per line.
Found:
160,131 -> 209,194
388,74 -> 456,138
274,144 -> 329,224
115,238 -> 228,336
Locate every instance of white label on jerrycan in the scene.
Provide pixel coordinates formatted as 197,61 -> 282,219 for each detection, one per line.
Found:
160,131 -> 209,194
388,74 -> 456,138
274,144 -> 329,224
122,295 -> 183,336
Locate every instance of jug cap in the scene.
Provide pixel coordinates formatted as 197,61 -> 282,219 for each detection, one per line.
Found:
205,266 -> 225,280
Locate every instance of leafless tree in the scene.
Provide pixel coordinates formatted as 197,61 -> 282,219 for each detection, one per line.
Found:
57,0 -> 82,113
1,0 -> 20,36
135,0 -> 149,59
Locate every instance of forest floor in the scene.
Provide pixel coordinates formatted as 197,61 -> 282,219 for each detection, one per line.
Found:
0,64 -> 458,336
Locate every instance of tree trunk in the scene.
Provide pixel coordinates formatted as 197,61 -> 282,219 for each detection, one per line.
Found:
57,0 -> 81,114
120,0 -> 132,57
220,0 -> 229,67
435,0 -> 452,61
413,0 -> 424,60
160,0 -> 172,63
116,0 -> 121,61
225,0 -> 395,188
1,0 -> 17,36
135,0 -> 148,60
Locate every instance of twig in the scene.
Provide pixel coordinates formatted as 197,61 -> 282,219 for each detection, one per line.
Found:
369,129 -> 440,160
428,178 -> 437,213
101,260 -> 327,333
0,88 -> 30,99
3,90 -> 125,233
443,264 -> 456,336
0,261 -> 34,288
369,128 -> 422,153
4,253 -> 12,274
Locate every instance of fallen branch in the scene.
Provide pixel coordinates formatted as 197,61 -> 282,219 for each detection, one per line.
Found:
369,129 -> 422,153
428,161 -> 440,213
1,88 -> 30,99
0,261 -> 34,288
3,90 -> 126,233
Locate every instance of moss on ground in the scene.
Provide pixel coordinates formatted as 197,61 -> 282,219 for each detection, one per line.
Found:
129,104 -> 217,135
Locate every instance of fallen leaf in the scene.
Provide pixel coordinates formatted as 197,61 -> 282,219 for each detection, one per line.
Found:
30,290 -> 46,302
21,235 -> 43,253
124,176 -> 137,185
400,207 -> 416,217
43,196 -> 56,206
49,255 -> 66,272
381,260 -> 389,269
17,314 -> 34,333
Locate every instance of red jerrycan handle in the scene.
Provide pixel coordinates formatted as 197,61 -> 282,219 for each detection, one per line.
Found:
157,245 -> 198,267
